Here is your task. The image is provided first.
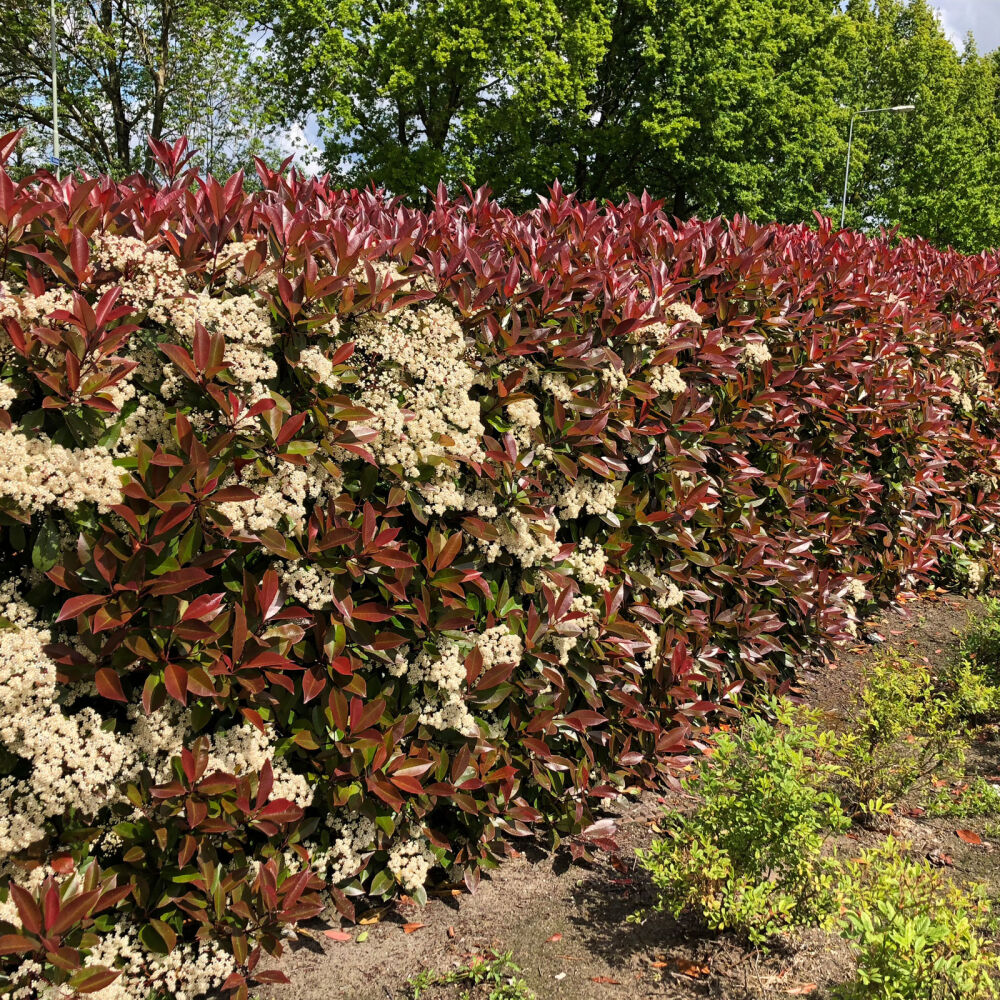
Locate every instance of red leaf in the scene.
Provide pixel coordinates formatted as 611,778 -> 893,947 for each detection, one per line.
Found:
956,829 -> 983,845
0,934 -> 36,955
95,668 -> 127,702
323,930 -> 352,942
57,594 -> 106,622
164,662 -> 188,705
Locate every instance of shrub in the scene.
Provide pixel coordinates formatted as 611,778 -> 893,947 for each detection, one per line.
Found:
944,600 -> 1000,722
924,775 -> 1000,818
2,131 -> 1000,994
633,698 -> 851,943
837,839 -> 1000,1000
838,653 -> 968,820
963,600 -> 1000,680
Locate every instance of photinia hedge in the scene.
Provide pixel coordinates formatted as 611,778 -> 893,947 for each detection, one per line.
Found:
1,131 -> 999,998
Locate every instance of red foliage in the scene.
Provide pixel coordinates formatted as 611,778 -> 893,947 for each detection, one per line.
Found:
1,133 -> 999,995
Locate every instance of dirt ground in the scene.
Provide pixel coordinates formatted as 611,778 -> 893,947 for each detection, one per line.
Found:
265,590 -> 998,1000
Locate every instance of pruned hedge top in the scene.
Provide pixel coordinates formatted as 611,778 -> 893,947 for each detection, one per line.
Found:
0,133 -> 998,999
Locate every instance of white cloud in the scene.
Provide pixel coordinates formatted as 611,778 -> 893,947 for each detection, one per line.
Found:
933,1 -> 1000,53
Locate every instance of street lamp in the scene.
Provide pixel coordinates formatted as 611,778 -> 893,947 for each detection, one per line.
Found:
50,0 -> 60,178
840,104 -> 916,229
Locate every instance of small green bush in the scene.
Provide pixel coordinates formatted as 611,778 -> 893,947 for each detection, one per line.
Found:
633,698 -> 851,943
925,776 -> 1000,818
836,839 -> 1000,1000
408,952 -> 536,1000
944,601 -> 1000,721
963,599 -> 1000,684
839,653 -> 967,819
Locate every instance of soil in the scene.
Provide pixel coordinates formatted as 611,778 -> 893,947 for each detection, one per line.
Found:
265,589 -> 999,1000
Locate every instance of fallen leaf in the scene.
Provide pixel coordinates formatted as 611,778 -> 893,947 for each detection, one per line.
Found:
590,976 -> 621,984
787,985 -> 817,996
957,829 -> 983,845
447,926 -> 456,939
402,922 -> 426,934
546,933 -> 563,943
360,916 -> 380,925
323,930 -> 352,942
356,930 -> 369,943
674,959 -> 709,978
649,961 -> 669,969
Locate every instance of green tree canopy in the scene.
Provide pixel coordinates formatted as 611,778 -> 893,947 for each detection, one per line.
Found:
261,0 -> 611,197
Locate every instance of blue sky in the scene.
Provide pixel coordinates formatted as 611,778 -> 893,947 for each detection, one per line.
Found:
936,0 -> 1000,52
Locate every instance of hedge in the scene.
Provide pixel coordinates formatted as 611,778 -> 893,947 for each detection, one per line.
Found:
1,132 -> 999,999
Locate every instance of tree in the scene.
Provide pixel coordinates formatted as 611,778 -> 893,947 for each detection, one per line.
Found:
840,0 -> 1000,252
569,0 -> 853,220
0,0 -> 281,177
260,0 -> 611,201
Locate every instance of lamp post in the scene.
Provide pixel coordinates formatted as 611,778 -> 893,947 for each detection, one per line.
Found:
840,104 -> 915,229
50,0 -> 60,178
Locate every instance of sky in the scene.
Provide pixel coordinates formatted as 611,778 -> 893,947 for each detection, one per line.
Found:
935,0 -> 1000,52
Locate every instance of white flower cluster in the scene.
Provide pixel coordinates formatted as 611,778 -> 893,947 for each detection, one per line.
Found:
416,480 -> 499,517
960,559 -> 987,591
394,627 -> 522,737
73,919 -> 233,1000
555,476 -> 619,520
0,427 -> 123,514
639,623 -> 661,671
217,461 -> 340,534
0,596 -> 311,868
0,283 -> 77,361
405,641 -> 477,735
946,356 -> 990,412
475,625 -> 524,672
506,397 -> 541,448
630,299 -> 702,350
91,234 -> 189,326
740,342 -> 773,368
649,364 -> 687,396
350,304 -> 485,477
130,703 -> 310,803
633,561 -> 684,612
299,344 -> 341,390
481,510 -> 561,567
387,834 -> 436,893
280,561 -> 337,610
541,371 -> 574,403
551,593 -> 602,666
564,537 -> 610,590
173,292 -> 278,402
0,615 -> 138,859
309,812 -> 377,884
666,300 -> 703,326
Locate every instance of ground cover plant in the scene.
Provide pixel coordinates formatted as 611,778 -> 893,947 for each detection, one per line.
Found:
3,131 -> 1000,997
